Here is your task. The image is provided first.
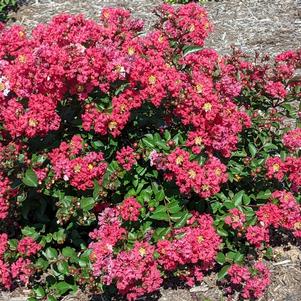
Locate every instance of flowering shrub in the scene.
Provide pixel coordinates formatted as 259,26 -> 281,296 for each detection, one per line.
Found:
0,2 -> 300,301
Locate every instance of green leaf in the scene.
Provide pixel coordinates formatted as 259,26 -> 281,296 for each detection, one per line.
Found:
216,252 -> 226,265
150,206 -> 169,221
142,137 -> 155,149
52,281 -> 74,295
183,45 -> 203,57
35,258 -> 49,270
62,247 -> 77,258
52,229 -> 66,244
57,261 -> 69,275
217,265 -> 230,280
243,194 -> 251,205
256,190 -> 271,200
233,190 -> 244,206
80,197 -> 95,211
22,169 -> 38,187
45,247 -> 58,260
153,227 -> 171,241
21,226 -> 39,239
34,286 -> 45,299
217,228 -> 228,237
174,212 -> 191,228
167,200 -> 181,214
93,180 -> 100,199
248,143 -> 257,157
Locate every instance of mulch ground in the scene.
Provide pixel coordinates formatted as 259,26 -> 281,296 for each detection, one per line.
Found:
2,0 -> 301,300
8,0 -> 301,56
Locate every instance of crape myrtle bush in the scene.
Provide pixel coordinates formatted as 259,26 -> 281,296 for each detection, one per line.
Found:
0,2 -> 301,300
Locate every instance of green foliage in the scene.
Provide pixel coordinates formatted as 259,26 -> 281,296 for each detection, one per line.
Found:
0,0 -> 16,22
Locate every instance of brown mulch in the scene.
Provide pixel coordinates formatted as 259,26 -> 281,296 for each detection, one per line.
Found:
8,0 -> 301,56
2,1 -> 301,301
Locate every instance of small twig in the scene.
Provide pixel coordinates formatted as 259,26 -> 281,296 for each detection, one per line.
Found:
272,259 -> 291,266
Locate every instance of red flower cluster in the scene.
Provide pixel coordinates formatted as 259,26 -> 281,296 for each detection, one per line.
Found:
265,153 -> 301,189
224,208 -> 246,230
0,173 -> 17,220
241,190 -> 301,248
106,242 -> 162,301
283,128 -> 301,151
174,49 -> 251,158
156,213 -> 221,286
49,135 -> 107,190
17,237 -> 42,257
227,261 -> 271,299
245,225 -> 270,248
118,197 -> 141,222
163,148 -> 228,198
89,210 -> 221,300
0,234 -> 40,289
116,146 -> 137,171
157,4 -> 212,46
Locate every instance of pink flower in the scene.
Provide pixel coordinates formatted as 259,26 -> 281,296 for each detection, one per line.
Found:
227,262 -> 270,299
283,128 -> 301,151
265,81 -> 287,98
265,157 -> 286,181
17,237 -> 41,256
246,225 -> 269,248
225,208 -> 246,230
118,197 -> 141,222
116,146 -> 137,171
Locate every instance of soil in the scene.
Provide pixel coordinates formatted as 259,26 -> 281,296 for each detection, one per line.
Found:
2,0 -> 301,300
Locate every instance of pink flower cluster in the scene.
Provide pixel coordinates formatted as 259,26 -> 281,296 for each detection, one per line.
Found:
265,155 -> 301,189
156,3 -> 211,46
118,197 -> 141,222
264,81 -> 287,99
0,234 -> 41,289
89,210 -> 221,300
283,128 -> 301,151
17,237 -> 42,257
240,190 -> 301,249
245,225 -> 270,248
227,261 -> 271,299
174,49 -> 251,158
49,135 -> 107,190
0,173 -> 17,220
89,208 -> 161,300
116,146 -> 137,171
156,213 -> 221,286
259,191 -> 301,238
106,242 -> 162,301
224,208 -> 246,230
163,148 -> 228,198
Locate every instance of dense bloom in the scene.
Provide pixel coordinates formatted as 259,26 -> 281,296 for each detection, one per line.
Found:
106,242 -> 162,301
265,157 -> 286,181
264,81 -> 287,98
0,4 -> 300,300
227,262 -> 270,299
246,225 -> 269,248
116,146 -> 137,171
164,148 -> 227,198
49,136 -> 107,190
118,197 -> 141,222
283,128 -> 301,151
17,237 -> 41,257
225,208 -> 246,230
156,213 -> 221,279
0,173 -> 16,220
